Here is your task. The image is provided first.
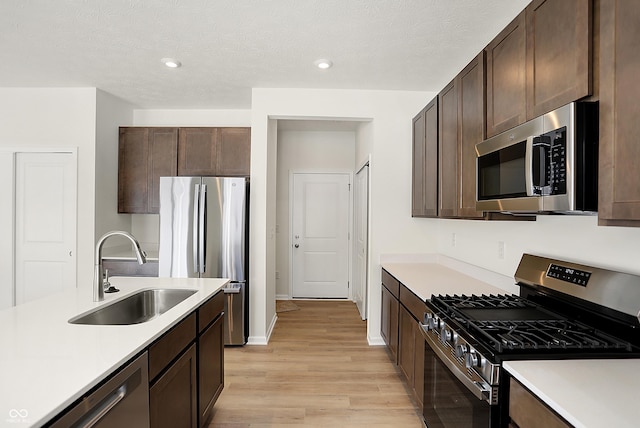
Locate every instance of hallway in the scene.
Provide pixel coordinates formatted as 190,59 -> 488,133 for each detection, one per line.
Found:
209,300 -> 423,427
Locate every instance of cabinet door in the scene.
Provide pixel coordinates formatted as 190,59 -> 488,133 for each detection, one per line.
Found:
398,305 -> 415,388
198,314 -> 224,427
424,98 -> 439,217
216,127 -> 251,176
526,0 -> 592,119
148,128 -> 178,213
413,320 -> 425,408
118,127 -> 149,213
439,80 -> 459,218
150,344 -> 197,428
412,109 -> 426,217
178,128 -> 218,176
458,52 -> 486,219
598,0 -> 640,225
381,285 -> 399,363
486,11 -> 527,137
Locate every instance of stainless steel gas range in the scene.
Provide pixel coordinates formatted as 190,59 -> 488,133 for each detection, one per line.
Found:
419,254 -> 640,428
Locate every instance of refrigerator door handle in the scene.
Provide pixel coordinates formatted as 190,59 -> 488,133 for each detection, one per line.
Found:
198,183 -> 207,274
193,184 -> 201,273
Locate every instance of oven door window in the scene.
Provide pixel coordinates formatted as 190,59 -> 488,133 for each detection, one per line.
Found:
477,141 -> 527,200
423,344 -> 490,428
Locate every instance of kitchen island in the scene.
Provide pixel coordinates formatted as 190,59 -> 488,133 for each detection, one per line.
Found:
0,276 -> 227,427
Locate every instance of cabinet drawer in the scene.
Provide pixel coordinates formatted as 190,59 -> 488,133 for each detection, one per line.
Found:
198,290 -> 224,333
149,313 -> 196,381
382,269 -> 400,298
400,285 -> 426,321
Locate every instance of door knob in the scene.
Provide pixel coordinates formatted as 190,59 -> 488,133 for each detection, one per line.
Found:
294,244 -> 299,248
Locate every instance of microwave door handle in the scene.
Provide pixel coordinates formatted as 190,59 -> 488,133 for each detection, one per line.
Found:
524,136 -> 536,196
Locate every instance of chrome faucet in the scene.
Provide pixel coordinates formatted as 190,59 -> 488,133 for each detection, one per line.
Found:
94,231 -> 147,302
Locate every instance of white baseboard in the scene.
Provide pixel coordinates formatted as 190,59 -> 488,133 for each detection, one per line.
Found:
275,294 -> 290,300
368,334 -> 385,346
247,313 -> 278,345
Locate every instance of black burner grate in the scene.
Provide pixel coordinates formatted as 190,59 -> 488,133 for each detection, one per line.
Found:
429,293 -> 634,354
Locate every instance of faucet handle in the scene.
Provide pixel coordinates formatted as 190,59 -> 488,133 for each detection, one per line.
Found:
103,269 -> 120,294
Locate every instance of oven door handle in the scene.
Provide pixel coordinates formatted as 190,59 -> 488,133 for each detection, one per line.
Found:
419,322 -> 492,404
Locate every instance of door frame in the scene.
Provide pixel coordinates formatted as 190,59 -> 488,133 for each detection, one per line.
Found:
354,158 -> 370,320
288,170 -> 354,300
0,147 -> 78,309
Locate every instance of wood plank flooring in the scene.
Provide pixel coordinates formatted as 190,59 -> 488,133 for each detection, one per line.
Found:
209,300 -> 423,427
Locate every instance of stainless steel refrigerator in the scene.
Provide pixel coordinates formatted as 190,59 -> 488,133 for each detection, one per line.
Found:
158,176 -> 248,345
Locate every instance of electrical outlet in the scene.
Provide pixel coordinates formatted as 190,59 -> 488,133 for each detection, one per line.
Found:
275,271 -> 280,279
498,241 -> 505,260
451,233 -> 457,247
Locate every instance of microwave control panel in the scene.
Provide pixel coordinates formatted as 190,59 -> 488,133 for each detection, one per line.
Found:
547,127 -> 567,195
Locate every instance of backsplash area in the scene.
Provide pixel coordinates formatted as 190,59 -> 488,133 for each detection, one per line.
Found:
436,215 -> 640,278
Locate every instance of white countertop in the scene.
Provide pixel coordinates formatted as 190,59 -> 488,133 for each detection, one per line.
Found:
505,359 -> 640,428
0,276 -> 228,427
381,255 -> 518,300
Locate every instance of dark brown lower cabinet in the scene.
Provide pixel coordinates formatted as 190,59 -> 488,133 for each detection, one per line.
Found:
147,291 -> 225,428
509,378 -> 570,428
381,284 -> 399,363
398,306 -> 415,387
198,312 -> 225,427
150,344 -> 198,428
381,269 -> 427,409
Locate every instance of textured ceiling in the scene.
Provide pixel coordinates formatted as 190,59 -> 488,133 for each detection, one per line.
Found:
1,0 -> 529,109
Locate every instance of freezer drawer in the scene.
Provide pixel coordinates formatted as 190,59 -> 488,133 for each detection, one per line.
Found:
223,282 -> 246,345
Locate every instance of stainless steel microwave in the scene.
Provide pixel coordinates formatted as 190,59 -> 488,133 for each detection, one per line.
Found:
475,102 -> 598,214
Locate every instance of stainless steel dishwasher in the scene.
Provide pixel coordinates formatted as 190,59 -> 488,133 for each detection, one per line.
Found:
49,352 -> 149,427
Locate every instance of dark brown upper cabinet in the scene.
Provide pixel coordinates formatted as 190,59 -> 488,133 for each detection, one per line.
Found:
119,126 -> 250,214
178,127 -> 251,177
216,127 -> 251,176
457,52 -> 486,219
486,11 -> 527,138
118,127 -> 178,214
178,128 -> 218,176
438,80 -> 459,218
526,0 -> 592,118
486,0 -> 592,138
412,97 -> 438,218
598,0 -> 640,226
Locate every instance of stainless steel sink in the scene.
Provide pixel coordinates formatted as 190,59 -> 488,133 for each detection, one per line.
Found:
69,288 -> 198,325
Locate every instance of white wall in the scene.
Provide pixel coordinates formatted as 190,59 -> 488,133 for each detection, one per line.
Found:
251,88 -> 437,344
95,90 -> 134,247
436,215 -> 640,278
275,128 -> 357,298
0,88 -> 98,291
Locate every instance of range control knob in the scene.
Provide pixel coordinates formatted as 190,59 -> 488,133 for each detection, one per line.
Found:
455,343 -> 469,359
424,313 -> 434,330
428,316 -> 440,331
465,349 -> 481,368
441,327 -> 452,342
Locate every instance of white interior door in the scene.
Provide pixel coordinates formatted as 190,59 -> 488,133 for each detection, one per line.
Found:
291,173 -> 350,298
15,152 -> 76,305
353,164 -> 369,320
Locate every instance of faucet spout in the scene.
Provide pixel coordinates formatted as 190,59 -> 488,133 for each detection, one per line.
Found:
94,231 -> 147,302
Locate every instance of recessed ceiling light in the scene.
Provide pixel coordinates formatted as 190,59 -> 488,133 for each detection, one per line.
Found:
314,59 -> 333,70
161,58 -> 182,68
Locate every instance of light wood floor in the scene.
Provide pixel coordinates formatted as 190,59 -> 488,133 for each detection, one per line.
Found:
209,300 -> 423,427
